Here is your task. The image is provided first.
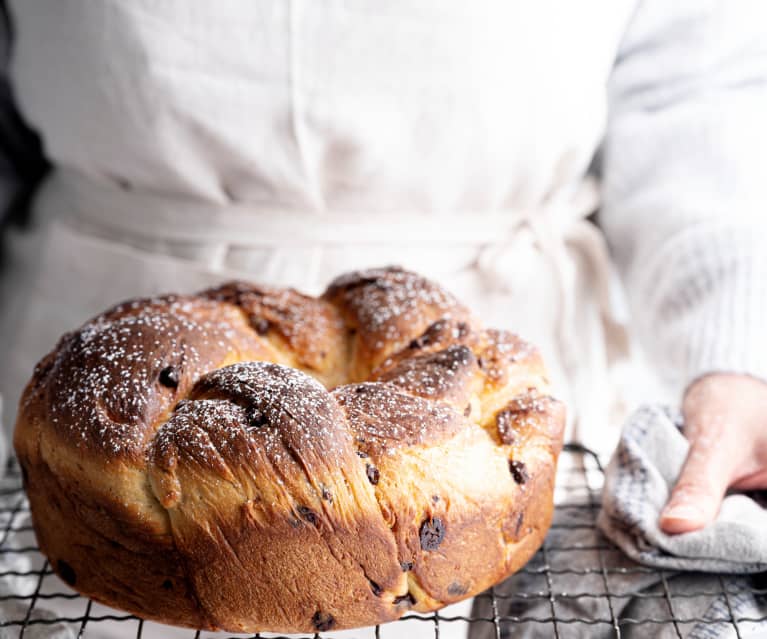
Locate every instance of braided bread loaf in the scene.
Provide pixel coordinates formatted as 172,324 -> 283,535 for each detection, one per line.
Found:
14,266 -> 564,633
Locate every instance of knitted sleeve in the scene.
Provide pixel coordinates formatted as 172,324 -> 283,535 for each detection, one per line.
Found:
599,0 -> 767,397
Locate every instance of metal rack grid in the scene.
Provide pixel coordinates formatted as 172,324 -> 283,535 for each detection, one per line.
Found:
1,444 -> 765,639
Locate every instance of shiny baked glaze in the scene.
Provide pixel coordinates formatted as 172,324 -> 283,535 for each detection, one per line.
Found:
14,266 -> 565,633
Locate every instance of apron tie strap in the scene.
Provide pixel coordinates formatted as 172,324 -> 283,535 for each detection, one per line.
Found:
476,178 -> 631,437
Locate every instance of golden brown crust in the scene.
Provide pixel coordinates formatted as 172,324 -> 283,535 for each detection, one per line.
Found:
200,282 -> 349,387
14,266 -> 565,633
322,266 -> 476,380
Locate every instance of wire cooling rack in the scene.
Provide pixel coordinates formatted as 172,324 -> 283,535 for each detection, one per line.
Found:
1,444 -> 765,639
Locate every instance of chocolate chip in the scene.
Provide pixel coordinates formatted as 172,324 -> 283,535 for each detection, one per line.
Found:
246,406 -> 268,428
419,517 -> 445,551
312,611 -> 336,631
394,592 -> 416,606
354,386 -> 367,394
161,579 -> 173,590
408,334 -> 429,350
447,582 -> 468,596
321,486 -> 333,503
253,317 -> 270,335
477,358 -> 485,370
456,322 -> 469,337
366,463 -> 380,485
400,561 -> 414,572
368,579 -> 382,596
57,560 -> 76,586
431,495 -> 440,504
464,404 -> 472,417
356,450 -> 369,458
297,505 -> 318,525
509,460 -> 528,485
159,366 -> 179,389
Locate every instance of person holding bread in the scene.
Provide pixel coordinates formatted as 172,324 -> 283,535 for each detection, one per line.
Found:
0,0 -> 765,553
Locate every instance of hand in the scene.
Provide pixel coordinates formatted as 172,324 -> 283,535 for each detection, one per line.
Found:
659,373 -> 767,534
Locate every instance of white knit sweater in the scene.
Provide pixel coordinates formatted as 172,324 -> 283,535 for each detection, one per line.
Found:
600,0 -> 767,391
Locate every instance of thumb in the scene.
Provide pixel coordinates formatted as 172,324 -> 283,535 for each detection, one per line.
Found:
659,437 -> 734,534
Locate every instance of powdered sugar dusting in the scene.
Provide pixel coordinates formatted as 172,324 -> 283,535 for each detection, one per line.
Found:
43,296 -> 248,457
190,361 -> 353,463
478,329 -> 538,383
377,345 -> 477,402
325,267 -> 466,350
334,382 -> 464,457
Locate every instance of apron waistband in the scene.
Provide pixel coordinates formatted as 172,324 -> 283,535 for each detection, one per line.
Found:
53,168 -> 535,246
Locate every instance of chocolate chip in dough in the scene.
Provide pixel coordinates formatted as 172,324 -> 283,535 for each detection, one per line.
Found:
447,582 -> 468,596
161,579 -> 173,590
57,560 -> 76,586
297,505 -> 318,526
159,366 -> 179,389
400,561 -> 414,572
368,579 -> 382,596
253,317 -> 270,335
366,463 -> 380,485
419,517 -> 445,551
509,460 -> 529,485
312,611 -> 336,631
246,406 -> 269,428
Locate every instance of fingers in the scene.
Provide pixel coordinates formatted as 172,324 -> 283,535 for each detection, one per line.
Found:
661,373 -> 767,534
659,432 -> 736,534
730,469 -> 767,492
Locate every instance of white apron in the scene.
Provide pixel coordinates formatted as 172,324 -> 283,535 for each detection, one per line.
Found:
0,0 -> 644,463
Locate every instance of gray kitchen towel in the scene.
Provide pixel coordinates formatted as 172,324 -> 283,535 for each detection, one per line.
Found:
598,404 -> 767,574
